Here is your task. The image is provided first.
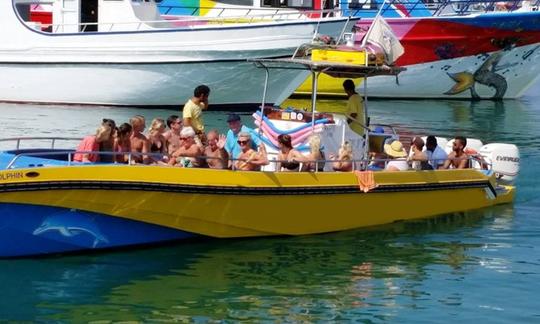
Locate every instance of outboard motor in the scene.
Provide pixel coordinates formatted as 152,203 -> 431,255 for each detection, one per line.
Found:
479,143 -> 520,184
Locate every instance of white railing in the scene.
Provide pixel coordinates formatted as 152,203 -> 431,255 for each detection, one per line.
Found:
40,8 -> 348,34
0,137 -> 81,150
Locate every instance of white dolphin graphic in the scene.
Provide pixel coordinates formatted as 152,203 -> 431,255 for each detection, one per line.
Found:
33,212 -> 109,248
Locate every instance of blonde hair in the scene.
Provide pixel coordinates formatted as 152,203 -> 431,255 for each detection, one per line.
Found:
130,115 -> 145,128
308,134 -> 321,155
339,141 -> 353,159
95,125 -> 112,142
149,118 -> 165,135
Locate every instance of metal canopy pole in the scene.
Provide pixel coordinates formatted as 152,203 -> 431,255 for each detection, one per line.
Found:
311,70 -> 319,133
258,64 -> 270,137
363,56 -> 370,170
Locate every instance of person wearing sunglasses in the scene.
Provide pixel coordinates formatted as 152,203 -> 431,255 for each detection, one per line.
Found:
224,113 -> 262,161
163,115 -> 182,154
168,126 -> 203,168
442,136 -> 470,169
234,132 -> 268,171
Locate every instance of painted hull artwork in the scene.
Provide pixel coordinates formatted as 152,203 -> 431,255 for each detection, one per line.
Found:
362,13 -> 540,99
445,51 -> 508,99
297,12 -> 540,99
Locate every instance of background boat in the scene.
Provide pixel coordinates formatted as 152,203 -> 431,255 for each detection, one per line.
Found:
4,0 -> 357,109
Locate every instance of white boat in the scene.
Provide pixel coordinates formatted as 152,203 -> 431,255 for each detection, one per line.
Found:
0,0 -> 357,108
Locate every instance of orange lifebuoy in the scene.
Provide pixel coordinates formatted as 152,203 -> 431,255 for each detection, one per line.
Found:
464,148 -> 489,169
464,147 -> 477,155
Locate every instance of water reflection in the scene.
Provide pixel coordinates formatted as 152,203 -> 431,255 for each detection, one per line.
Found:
0,206 -> 514,322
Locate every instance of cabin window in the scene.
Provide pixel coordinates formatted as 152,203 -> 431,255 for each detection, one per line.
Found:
348,0 -> 376,10
262,0 -> 313,8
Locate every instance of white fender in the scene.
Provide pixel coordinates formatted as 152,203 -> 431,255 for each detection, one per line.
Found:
479,143 -> 520,183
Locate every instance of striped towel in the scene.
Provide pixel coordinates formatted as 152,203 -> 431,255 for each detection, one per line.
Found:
354,170 -> 378,193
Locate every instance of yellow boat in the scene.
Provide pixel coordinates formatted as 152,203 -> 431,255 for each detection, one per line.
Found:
0,58 -> 518,257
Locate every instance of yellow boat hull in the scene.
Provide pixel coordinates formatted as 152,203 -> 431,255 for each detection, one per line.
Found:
0,166 -> 514,239
295,74 -> 361,97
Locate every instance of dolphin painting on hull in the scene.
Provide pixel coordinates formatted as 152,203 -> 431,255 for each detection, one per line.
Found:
33,211 -> 109,248
445,51 -> 508,100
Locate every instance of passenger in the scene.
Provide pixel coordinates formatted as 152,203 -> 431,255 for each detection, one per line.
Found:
113,123 -> 132,164
330,141 -> 354,172
163,115 -> 182,154
277,134 -> 306,171
425,135 -> 448,169
368,126 -> 386,169
224,113 -> 262,162
183,84 -> 210,144
73,124 -> 112,163
302,134 -> 325,172
443,136 -> 469,169
343,79 -> 366,135
408,137 -> 432,170
169,127 -> 203,168
100,118 -> 117,163
129,115 -> 150,164
384,140 -> 408,171
204,129 -> 228,169
234,132 -> 268,171
147,118 -> 168,164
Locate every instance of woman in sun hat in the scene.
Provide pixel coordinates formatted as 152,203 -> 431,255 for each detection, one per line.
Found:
384,140 -> 409,171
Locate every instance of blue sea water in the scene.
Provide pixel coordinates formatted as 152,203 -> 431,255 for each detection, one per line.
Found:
0,90 -> 539,322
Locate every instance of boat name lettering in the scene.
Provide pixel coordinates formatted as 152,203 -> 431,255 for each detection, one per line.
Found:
496,155 -> 519,163
0,171 -> 24,181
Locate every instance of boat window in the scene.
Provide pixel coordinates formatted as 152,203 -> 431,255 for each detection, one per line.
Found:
348,0 -> 377,10
262,0 -> 313,9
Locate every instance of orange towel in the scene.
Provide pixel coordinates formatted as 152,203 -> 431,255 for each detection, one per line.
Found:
354,170 -> 378,193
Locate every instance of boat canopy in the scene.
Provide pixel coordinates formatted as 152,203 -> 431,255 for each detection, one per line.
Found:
249,58 -> 404,79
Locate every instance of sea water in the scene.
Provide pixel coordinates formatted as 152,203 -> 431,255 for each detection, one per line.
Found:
0,92 -> 539,321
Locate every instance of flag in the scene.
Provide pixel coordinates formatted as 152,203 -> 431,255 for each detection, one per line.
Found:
363,15 -> 404,64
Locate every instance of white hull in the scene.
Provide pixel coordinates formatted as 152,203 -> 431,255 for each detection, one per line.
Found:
0,61 -> 308,107
0,1 -> 356,107
362,44 -> 540,99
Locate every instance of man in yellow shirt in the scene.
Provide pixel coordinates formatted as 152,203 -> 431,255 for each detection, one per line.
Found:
183,85 -> 210,142
343,79 -> 365,135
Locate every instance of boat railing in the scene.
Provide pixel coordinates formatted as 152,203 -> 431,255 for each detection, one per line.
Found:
430,0 -> 540,16
0,137 -> 82,150
340,0 -> 540,16
42,8 -> 349,34
4,148 -> 491,174
159,5 -> 344,19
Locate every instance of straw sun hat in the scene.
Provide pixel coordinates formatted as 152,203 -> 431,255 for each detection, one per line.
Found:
384,140 -> 407,158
